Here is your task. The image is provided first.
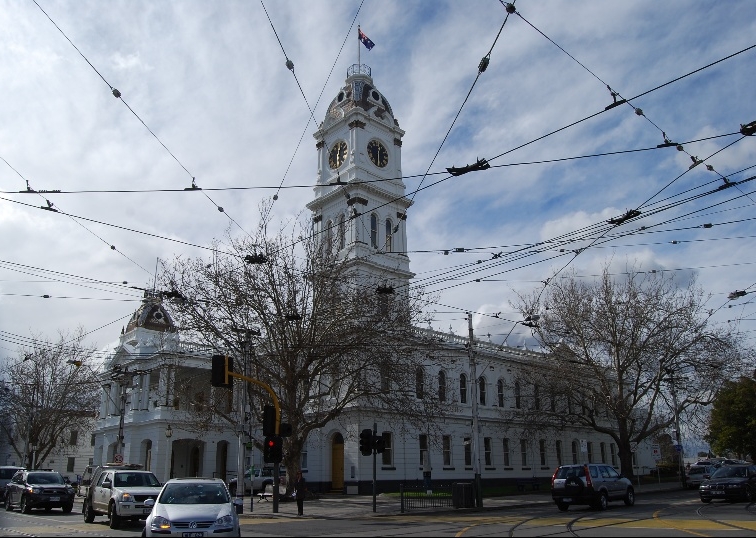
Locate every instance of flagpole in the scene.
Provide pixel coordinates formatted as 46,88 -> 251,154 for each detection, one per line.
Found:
357,24 -> 361,69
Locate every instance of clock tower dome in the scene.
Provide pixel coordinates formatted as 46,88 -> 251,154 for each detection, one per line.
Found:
307,64 -> 413,291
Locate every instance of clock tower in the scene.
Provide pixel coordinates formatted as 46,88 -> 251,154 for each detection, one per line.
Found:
307,64 -> 413,291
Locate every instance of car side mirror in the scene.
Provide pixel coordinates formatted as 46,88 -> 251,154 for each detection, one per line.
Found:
102,479 -> 112,489
144,498 -> 155,508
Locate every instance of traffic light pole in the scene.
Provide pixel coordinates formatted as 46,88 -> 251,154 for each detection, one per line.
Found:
214,357 -> 283,513
372,422 -> 377,513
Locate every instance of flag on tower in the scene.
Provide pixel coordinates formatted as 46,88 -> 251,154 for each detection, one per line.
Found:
359,28 -> 375,50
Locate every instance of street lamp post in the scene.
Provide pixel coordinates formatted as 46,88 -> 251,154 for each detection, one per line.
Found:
467,313 -> 482,508
165,424 -> 173,483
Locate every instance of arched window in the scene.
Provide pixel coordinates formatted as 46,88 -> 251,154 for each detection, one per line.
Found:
459,373 -> 467,404
370,214 -> 378,248
415,367 -> 424,399
325,220 -> 333,254
385,219 -> 393,252
514,381 -> 521,409
478,377 -> 486,405
497,379 -> 504,407
338,214 -> 345,250
438,371 -> 446,402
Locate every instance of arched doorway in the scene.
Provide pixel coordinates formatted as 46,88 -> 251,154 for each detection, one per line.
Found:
331,433 -> 344,492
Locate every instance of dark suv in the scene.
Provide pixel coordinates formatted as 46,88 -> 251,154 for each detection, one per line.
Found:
551,463 -> 635,511
5,469 -> 75,513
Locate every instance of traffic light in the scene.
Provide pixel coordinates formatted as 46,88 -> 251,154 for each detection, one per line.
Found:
373,434 -> 386,454
264,435 -> 283,463
359,428 -> 373,456
262,405 -> 276,436
211,355 -> 233,388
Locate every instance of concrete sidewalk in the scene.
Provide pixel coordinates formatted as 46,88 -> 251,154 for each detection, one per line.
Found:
237,480 -> 687,520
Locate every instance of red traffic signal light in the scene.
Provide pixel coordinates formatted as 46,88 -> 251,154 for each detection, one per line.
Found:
264,435 -> 283,463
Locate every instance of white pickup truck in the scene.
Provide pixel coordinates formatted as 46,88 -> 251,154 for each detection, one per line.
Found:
228,467 -> 285,496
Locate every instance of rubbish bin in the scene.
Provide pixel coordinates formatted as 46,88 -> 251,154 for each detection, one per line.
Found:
452,482 -> 474,508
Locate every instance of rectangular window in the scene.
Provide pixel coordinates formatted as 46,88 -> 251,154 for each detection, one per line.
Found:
520,439 -> 528,467
600,442 -> 606,464
587,441 -> 594,463
90,434 -> 96,447
502,438 -> 510,467
539,439 -> 547,466
381,432 -> 393,466
464,437 -> 472,467
419,434 -> 428,468
484,437 -> 492,467
67,457 -> 75,473
69,430 -> 78,446
610,443 -> 617,466
301,448 -> 308,470
572,441 -> 579,464
556,440 -> 562,466
442,435 -> 452,467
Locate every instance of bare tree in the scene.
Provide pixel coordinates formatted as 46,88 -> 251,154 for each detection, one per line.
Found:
0,331 -> 102,468
160,215 -> 449,484
513,263 -> 750,478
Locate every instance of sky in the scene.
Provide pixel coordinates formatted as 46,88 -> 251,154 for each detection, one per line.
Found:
2,0 -> 756,376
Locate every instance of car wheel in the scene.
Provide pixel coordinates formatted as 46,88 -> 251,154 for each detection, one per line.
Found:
20,495 -> 31,514
83,500 -> 95,523
701,497 -> 711,504
108,503 -> 121,529
556,502 -> 569,512
624,487 -> 635,506
593,491 -> 608,511
62,503 -> 73,514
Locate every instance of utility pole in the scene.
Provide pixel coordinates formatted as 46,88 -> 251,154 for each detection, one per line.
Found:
467,313 -> 482,507
664,367 -> 686,488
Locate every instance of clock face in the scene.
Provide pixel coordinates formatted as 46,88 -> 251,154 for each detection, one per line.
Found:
328,141 -> 348,169
367,140 -> 389,168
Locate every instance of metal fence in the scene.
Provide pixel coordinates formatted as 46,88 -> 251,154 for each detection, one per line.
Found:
399,483 -> 457,513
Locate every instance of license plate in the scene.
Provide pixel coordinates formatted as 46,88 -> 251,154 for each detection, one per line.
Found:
182,533 -> 205,538
562,497 -> 572,502
143,508 -> 151,514
49,496 -> 60,501
713,491 -> 724,495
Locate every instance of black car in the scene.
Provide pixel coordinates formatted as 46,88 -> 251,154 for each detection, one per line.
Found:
5,469 -> 75,513
699,464 -> 756,503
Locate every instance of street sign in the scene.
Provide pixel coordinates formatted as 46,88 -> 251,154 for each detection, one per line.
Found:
651,444 -> 661,461
113,453 -> 123,464
580,439 -> 587,453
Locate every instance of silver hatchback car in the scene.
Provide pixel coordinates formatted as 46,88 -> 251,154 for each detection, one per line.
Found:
142,478 -> 241,537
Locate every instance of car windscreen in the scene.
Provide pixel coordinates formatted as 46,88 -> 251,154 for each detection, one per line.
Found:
159,483 -> 230,504
711,466 -> 748,479
0,469 -> 19,479
114,472 -> 161,487
27,473 -> 64,485
555,467 -> 585,479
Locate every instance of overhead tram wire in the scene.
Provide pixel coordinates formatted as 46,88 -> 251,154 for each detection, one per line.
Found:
31,0 -> 254,244
0,156 -> 153,276
258,0 -> 366,224
1,131 -> 740,197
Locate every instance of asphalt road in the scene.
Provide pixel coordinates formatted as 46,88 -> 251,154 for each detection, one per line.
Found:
1,487 -> 754,537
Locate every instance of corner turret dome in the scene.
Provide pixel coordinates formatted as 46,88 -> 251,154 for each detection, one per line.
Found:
125,293 -> 177,333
